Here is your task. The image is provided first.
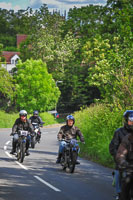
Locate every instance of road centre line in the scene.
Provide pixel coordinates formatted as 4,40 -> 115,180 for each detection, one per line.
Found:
34,176 -> 61,192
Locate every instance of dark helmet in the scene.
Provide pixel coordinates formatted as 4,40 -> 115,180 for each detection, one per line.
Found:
123,110 -> 133,131
33,110 -> 39,116
124,110 -> 133,122
19,110 -> 27,117
66,115 -> 75,124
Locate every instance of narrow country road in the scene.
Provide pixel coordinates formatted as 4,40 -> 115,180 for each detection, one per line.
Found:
0,127 -> 114,200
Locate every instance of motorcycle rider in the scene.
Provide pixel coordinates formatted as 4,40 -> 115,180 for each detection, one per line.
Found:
56,115 -> 85,164
109,110 -> 133,200
29,110 -> 44,142
10,110 -> 34,156
116,111 -> 133,200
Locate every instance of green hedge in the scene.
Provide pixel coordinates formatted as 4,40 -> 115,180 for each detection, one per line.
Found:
74,104 -> 126,168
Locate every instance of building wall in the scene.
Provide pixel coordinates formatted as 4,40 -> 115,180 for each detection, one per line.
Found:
2,63 -> 16,72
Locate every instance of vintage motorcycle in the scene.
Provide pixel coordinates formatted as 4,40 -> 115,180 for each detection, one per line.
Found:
60,139 -> 80,173
16,130 -> 28,163
31,122 -> 43,148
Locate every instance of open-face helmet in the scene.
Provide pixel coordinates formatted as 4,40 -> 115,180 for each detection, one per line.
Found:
19,110 -> 27,117
66,115 -> 75,124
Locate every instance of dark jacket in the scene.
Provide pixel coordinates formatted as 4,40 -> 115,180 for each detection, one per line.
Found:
12,118 -> 34,133
29,116 -> 44,125
57,125 -> 84,142
116,134 -> 133,166
109,126 -> 130,167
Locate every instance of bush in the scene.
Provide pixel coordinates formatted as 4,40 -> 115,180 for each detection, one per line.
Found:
74,104 -> 126,167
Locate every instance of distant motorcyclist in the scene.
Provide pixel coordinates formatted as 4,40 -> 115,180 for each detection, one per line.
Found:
109,110 -> 133,200
56,115 -> 85,164
10,110 -> 34,156
116,111 -> 133,200
29,110 -> 44,142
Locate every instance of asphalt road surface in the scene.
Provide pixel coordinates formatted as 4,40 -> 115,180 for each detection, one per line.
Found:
0,126 -> 115,200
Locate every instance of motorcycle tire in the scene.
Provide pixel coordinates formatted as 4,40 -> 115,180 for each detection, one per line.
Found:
17,142 -> 25,163
31,137 -> 35,149
68,151 -> 77,173
19,142 -> 25,163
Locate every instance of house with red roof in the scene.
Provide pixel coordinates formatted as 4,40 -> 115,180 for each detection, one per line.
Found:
1,34 -> 27,72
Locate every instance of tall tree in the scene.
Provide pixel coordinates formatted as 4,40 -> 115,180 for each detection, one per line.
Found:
14,59 -> 60,112
82,34 -> 133,108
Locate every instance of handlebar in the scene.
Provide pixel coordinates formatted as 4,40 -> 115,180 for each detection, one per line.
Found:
118,164 -> 133,172
58,139 -> 83,143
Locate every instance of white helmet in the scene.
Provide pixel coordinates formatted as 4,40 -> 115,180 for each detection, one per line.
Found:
19,110 -> 27,116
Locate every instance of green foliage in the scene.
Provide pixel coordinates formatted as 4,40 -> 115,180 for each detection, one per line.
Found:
0,111 -> 19,128
82,34 -> 133,108
0,65 -> 14,100
0,110 -> 57,128
74,104 -> 129,167
3,46 -> 19,52
14,59 -> 60,112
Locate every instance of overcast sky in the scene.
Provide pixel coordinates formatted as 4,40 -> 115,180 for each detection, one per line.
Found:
0,0 -> 107,13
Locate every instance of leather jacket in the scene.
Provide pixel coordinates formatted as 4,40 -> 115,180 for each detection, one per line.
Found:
29,116 -> 44,125
57,125 -> 84,142
12,118 -> 34,134
116,134 -> 133,166
109,126 -> 131,167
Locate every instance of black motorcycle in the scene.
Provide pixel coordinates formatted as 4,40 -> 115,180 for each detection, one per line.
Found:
60,139 -> 80,173
16,130 -> 28,163
119,164 -> 133,200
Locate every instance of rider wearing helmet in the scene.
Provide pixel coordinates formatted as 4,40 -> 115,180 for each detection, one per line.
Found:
56,115 -> 85,164
29,110 -> 44,125
29,110 -> 44,142
10,110 -> 34,156
116,110 -> 133,200
109,110 -> 133,200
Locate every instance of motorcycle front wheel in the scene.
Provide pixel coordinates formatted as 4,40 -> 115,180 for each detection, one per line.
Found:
68,151 -> 77,173
17,142 -> 25,163
31,136 -> 35,148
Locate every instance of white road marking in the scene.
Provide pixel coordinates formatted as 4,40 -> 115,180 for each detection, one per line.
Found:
15,161 -> 28,170
6,141 -> 11,145
4,146 -> 7,150
4,140 -> 11,150
34,176 -> 61,192
4,140 -> 61,192
5,151 -> 13,158
5,151 -> 28,170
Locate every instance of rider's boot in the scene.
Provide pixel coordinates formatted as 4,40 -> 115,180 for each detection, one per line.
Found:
56,153 -> 62,164
10,141 -> 16,154
25,142 -> 30,156
76,160 -> 80,164
25,149 -> 30,156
